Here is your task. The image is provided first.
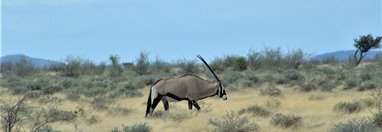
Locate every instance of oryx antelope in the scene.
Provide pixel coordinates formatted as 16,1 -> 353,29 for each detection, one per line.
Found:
145,55 -> 227,117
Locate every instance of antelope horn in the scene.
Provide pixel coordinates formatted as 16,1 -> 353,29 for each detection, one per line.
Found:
196,54 -> 221,83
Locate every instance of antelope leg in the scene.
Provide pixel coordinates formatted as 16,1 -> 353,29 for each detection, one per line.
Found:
188,100 -> 193,110
192,101 -> 201,111
162,98 -> 169,111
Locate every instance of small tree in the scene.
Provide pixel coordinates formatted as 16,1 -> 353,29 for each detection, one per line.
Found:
109,55 -> 123,77
1,96 -> 26,132
353,34 -> 382,66
135,52 -> 150,75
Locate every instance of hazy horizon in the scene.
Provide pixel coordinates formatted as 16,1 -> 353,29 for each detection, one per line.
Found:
2,0 -> 381,62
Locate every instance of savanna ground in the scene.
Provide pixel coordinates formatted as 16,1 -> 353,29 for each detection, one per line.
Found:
1,49 -> 382,132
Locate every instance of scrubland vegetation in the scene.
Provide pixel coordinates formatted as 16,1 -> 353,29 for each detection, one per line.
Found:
1,47 -> 382,132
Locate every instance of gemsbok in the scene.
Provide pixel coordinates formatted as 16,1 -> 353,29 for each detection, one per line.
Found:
145,55 -> 227,117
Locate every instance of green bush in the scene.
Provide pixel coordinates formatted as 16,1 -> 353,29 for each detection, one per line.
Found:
10,86 -> 28,95
259,85 -> 281,96
224,55 -> 248,71
86,115 -> 100,125
241,72 -> 260,87
36,125 -> 61,132
359,70 -> 372,81
333,120 -> 378,132
209,112 -> 259,132
112,122 -> 152,132
65,92 -> 81,101
270,113 -> 303,129
16,58 -> 38,77
283,69 -> 303,81
319,82 -> 336,91
39,96 -> 61,104
109,55 -> 123,77
359,81 -> 376,91
176,58 -> 199,74
135,52 -> 151,75
344,78 -> 358,90
238,105 -> 271,117
45,108 -> 76,122
333,101 -> 363,114
371,110 -> 382,129
247,48 -> 306,70
41,86 -> 63,94
62,56 -> 83,77
124,122 -> 151,132
222,71 -> 243,85
298,81 -> 317,92
210,55 -> 247,71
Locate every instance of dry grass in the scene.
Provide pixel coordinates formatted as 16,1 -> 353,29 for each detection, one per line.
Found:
0,86 -> 378,132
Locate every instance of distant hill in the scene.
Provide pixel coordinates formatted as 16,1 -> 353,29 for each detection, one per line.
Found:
0,54 -> 61,68
313,50 -> 382,62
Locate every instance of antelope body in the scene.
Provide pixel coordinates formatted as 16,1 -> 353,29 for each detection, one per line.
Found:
145,55 -> 227,117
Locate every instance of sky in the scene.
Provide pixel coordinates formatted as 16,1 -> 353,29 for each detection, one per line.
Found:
1,0 -> 381,63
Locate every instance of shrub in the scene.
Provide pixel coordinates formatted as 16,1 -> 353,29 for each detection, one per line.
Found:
247,48 -> 306,70
36,125 -> 61,132
319,82 -> 336,91
1,96 -> 27,132
65,92 -> 81,101
86,115 -> 100,125
270,113 -> 303,129
18,58 -> 38,77
283,69 -> 303,81
10,86 -> 28,95
41,86 -> 63,94
125,90 -> 143,98
222,71 -> 242,85
209,112 -> 259,132
25,92 -> 41,99
135,52 -> 150,75
39,96 -> 61,104
45,108 -> 76,122
333,120 -> 378,132
151,56 -> 171,73
223,55 -> 248,71
109,55 -> 123,77
62,56 -> 82,77
112,122 -> 152,132
124,122 -> 152,132
176,58 -> 199,74
241,72 -> 260,87
108,106 -> 132,116
371,110 -> 382,129
298,81 -> 317,92
210,57 -> 225,72
244,72 -> 260,83
333,101 -> 363,114
259,85 -> 281,96
359,81 -> 376,91
359,70 -> 372,81
344,78 -> 358,90
238,105 -> 271,117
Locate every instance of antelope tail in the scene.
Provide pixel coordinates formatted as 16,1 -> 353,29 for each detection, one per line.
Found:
145,87 -> 152,117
